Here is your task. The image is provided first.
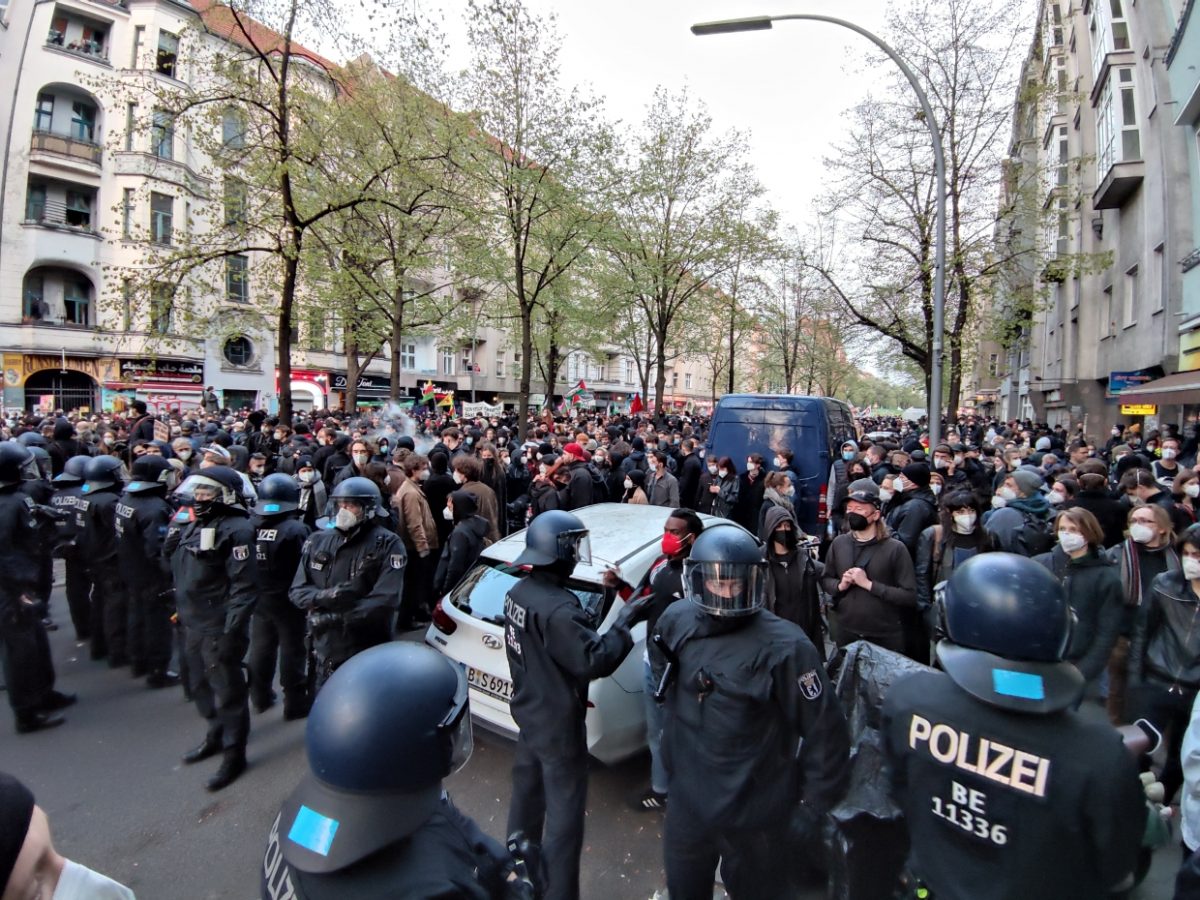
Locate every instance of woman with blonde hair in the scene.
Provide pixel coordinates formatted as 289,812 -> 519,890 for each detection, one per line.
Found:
1174,468 -> 1199,531
1105,503 -> 1178,723
1034,506 -> 1124,697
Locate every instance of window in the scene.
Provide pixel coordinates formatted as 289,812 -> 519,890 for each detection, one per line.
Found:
223,177 -> 245,227
1096,67 -> 1141,175
226,255 -> 248,302
306,313 -> 326,350
150,191 -> 172,244
624,359 -> 634,384
1090,0 -> 1130,82
47,15 -> 65,45
151,109 -> 173,159
121,188 -> 134,238
401,342 -> 416,370
221,108 -> 245,149
25,184 -> 46,222
440,347 -> 454,376
223,336 -> 254,366
150,283 -> 173,333
988,353 -> 1000,377
461,348 -> 473,371
671,371 -> 679,388
685,373 -> 693,389
64,278 -> 89,325
35,94 -> 53,132
1123,265 -> 1138,327
23,275 -> 46,320
131,25 -> 144,68
70,102 -> 95,142
156,30 -> 178,78
495,355 -> 505,378
1152,244 -> 1165,312
124,102 -> 135,150
1102,285 -> 1114,337
1048,3 -> 1064,46
64,190 -> 92,228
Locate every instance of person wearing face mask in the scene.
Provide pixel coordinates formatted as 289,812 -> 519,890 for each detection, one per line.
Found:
620,468 -> 649,505
433,491 -> 490,597
163,466 -> 257,791
885,463 -> 939,560
1106,505 -> 1179,725
425,451 -> 458,545
1105,423 -> 1127,457
451,456 -> 500,544
1121,467 -> 1193,535
1032,507 -> 1123,699
983,468 -> 1054,557
707,457 -> 739,519
393,455 -> 439,630
763,506 -> 822,654
820,479 -> 917,654
1129,529 -> 1200,807
476,442 -> 510,535
645,450 -> 680,509
529,453 -> 563,519
331,439 -> 376,492
293,455 -> 328,531
1046,475 -> 1078,510
290,477 -> 406,691
1154,436 -> 1184,488
1176,470 -> 1200,531
731,453 -> 766,532
0,771 -> 136,900
675,439 -> 703,510
756,471 -> 797,541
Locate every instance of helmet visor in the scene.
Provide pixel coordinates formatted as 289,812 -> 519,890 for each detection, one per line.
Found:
557,529 -> 592,566
441,665 -> 473,776
683,558 -> 767,617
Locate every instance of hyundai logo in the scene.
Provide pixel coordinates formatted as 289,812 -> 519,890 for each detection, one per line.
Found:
481,634 -> 503,650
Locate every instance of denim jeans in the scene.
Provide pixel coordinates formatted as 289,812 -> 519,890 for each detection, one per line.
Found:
644,657 -> 668,794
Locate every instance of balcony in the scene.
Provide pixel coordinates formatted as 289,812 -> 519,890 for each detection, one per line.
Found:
30,129 -> 102,167
1093,159 -> 1144,209
45,31 -> 110,64
45,7 -> 111,67
23,198 -> 99,237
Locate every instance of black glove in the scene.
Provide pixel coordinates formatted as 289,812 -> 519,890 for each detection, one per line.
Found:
614,594 -> 654,630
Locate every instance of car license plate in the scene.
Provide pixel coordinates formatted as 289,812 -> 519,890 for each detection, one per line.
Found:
467,666 -> 513,702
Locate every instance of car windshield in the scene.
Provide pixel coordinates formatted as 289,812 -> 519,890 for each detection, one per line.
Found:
448,562 -> 607,626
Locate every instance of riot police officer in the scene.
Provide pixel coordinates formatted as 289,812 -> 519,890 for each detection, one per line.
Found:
80,456 -> 129,666
0,443 -> 73,733
115,456 -> 178,688
164,465 -> 257,791
261,643 -> 531,900
289,477 -> 405,690
19,445 -> 56,624
50,456 -> 92,642
248,474 -> 312,719
503,509 -> 651,900
653,525 -> 850,899
881,552 -> 1146,899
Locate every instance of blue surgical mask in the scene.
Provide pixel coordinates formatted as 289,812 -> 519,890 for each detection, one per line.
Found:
842,451 -> 856,462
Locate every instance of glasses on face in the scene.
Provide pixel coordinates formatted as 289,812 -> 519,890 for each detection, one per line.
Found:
1130,516 -> 1158,526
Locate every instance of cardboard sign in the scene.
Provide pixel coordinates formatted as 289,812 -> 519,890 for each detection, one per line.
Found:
153,420 -> 170,442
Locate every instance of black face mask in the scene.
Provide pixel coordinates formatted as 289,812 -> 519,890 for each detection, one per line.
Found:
847,512 -> 871,532
772,528 -> 797,549
192,499 -> 215,519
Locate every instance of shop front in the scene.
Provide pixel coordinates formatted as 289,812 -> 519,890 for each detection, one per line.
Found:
2,351 -> 121,413
103,357 -> 205,414
278,369 -> 328,411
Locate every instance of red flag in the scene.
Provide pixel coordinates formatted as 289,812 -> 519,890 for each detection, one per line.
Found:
629,392 -> 643,415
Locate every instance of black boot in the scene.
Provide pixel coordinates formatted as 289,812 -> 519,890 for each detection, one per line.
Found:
182,732 -> 222,764
16,711 -> 65,734
40,691 -> 77,711
146,670 -> 181,689
282,694 -> 311,721
252,691 -> 277,714
206,749 -> 247,792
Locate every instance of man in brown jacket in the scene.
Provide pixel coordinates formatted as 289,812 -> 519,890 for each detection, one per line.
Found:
451,455 -> 500,544
393,454 -> 439,629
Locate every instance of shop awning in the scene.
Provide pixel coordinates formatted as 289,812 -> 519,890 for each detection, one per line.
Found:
1118,371 -> 1200,405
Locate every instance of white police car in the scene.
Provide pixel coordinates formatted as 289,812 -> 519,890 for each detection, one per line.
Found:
426,503 -> 733,764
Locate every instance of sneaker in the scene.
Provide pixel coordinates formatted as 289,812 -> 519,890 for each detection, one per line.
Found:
631,788 -> 667,812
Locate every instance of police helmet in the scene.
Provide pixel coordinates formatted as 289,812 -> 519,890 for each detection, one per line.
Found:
126,456 -> 176,494
329,476 -> 383,518
16,431 -> 47,449
0,443 -> 34,488
82,455 -> 126,493
186,466 -> 244,508
277,643 -> 472,874
512,509 -> 592,568
255,473 -> 300,515
27,446 -> 51,480
936,552 -> 1083,713
682,524 -> 767,617
53,455 -> 90,485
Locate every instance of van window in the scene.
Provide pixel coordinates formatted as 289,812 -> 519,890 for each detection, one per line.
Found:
710,421 -> 818,475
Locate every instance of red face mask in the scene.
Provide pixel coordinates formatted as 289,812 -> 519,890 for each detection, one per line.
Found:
662,532 -> 685,557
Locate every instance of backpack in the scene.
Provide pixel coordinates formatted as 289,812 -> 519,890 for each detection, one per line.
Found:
586,463 -> 609,503
1014,510 -> 1054,557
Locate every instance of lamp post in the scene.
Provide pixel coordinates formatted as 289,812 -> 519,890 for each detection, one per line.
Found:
692,14 -> 946,448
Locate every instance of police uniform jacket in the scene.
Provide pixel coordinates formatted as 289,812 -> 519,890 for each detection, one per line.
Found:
114,489 -> 172,592
0,487 -> 41,605
882,668 -> 1144,900
80,485 -> 123,569
252,513 -> 311,603
289,519 -> 406,622
653,603 -> 850,829
504,570 -> 635,757
164,507 -> 257,635
50,482 -> 84,551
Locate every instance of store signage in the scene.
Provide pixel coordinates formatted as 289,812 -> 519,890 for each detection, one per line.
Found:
118,357 -> 204,385
1108,369 -> 1156,398
329,372 -> 391,398
1120,404 -> 1158,416
21,354 -> 119,384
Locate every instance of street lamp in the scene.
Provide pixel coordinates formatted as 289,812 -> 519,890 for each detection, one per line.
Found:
692,13 -> 946,448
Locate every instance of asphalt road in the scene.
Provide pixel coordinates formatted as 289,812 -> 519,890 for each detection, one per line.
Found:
1,577 -> 1182,899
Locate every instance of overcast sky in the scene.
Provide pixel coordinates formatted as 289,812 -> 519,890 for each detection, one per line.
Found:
431,0 -> 898,232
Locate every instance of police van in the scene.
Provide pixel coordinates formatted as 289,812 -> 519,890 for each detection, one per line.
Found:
704,394 -> 858,535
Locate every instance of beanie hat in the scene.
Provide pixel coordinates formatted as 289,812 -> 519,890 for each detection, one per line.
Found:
563,442 -> 584,459
395,435 -> 415,451
1035,436 -> 1052,451
900,462 -> 931,489
1010,468 -> 1044,496
0,772 -> 35,890
631,436 -> 645,452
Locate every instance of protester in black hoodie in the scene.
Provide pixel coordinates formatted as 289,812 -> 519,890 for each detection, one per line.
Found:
425,450 -> 458,545
434,490 -> 490,596
47,420 -> 89,476
763,505 -> 823,656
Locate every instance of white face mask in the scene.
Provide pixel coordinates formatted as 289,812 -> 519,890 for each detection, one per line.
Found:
931,484 -> 942,496
997,486 -> 1017,501
774,458 -> 786,469
1129,523 -> 1157,544
298,470 -> 315,483
648,461 -> 658,472
708,464 -> 718,475
1188,483 -> 1200,499
1047,491 -> 1064,505
894,476 -> 908,492
718,469 -> 728,479
783,486 -> 795,497
419,469 -> 431,481
352,453 -> 369,466
453,472 -> 466,485
1185,558 -> 1200,581
1164,448 -> 1178,460
443,506 -> 454,521
746,462 -> 758,472
934,458 -> 949,470
878,488 -> 894,503
539,464 -> 549,476
178,449 -> 192,461
624,478 -> 633,490
1057,530 -> 1087,553
952,512 -> 977,534
991,494 -> 1007,509
335,507 -> 360,531
52,859 -> 136,900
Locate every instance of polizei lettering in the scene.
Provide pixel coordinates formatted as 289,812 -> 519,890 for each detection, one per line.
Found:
262,813 -> 298,900
908,714 -> 1051,798
504,594 -> 526,629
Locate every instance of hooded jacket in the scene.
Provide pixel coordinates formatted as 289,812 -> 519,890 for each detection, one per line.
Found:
763,505 -> 823,648
984,492 -> 1052,555
1131,569 -> 1200,689
434,490 -> 489,596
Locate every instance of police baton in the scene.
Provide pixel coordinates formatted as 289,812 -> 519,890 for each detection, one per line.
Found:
651,633 -> 677,702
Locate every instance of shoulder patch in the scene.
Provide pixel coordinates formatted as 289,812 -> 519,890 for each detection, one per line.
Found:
390,553 -> 405,570
233,545 -> 250,561
798,669 -> 823,700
